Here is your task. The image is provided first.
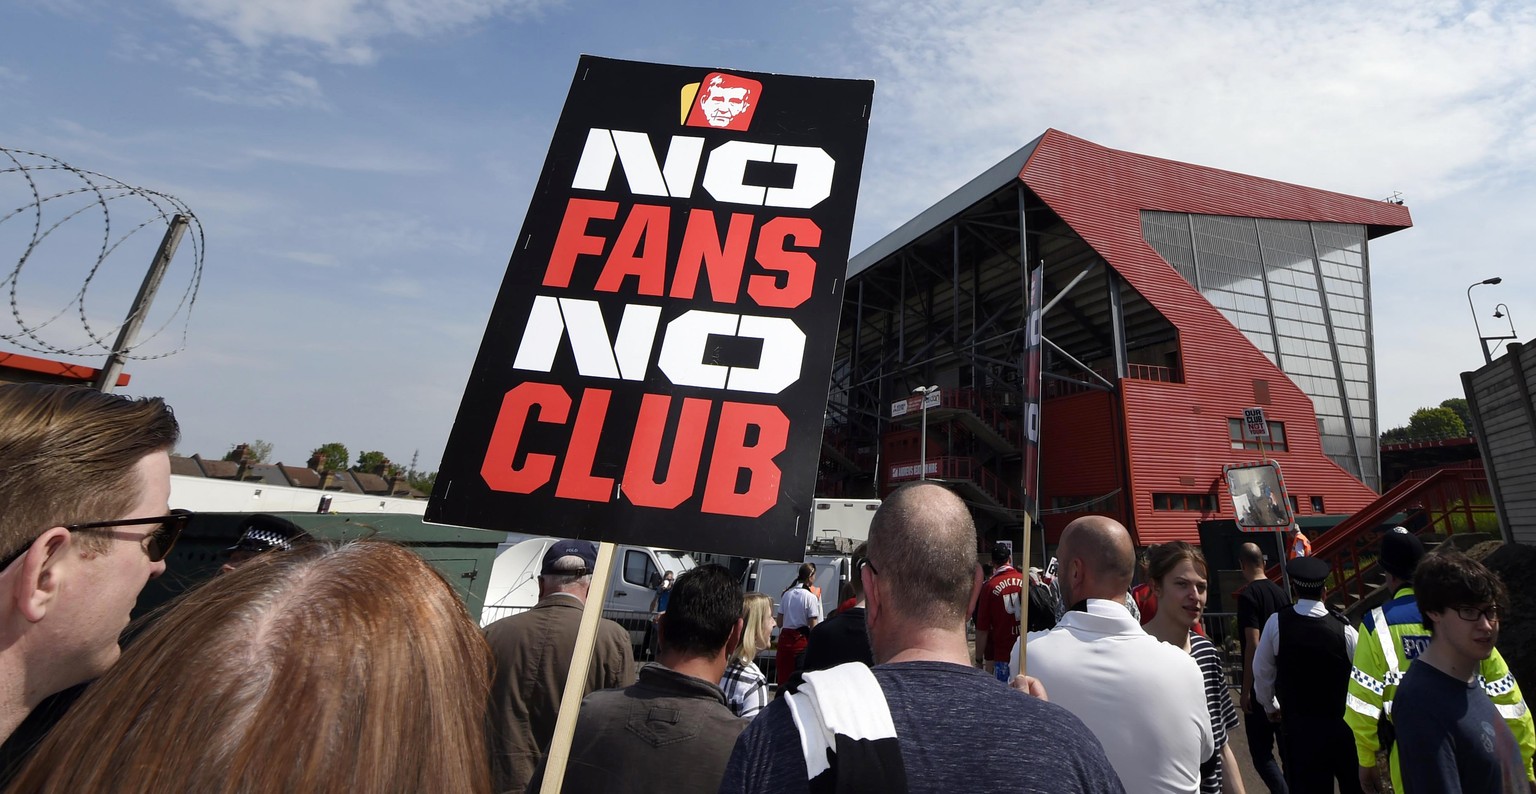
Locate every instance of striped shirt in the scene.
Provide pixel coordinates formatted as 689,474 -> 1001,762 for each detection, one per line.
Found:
719,658 -> 770,720
1190,632 -> 1240,794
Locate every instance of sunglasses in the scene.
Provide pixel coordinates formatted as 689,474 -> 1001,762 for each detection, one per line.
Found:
0,509 -> 192,570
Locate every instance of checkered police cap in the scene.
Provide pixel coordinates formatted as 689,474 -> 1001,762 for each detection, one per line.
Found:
228,514 -> 311,554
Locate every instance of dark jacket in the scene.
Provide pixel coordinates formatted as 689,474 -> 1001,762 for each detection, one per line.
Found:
486,593 -> 635,794
531,663 -> 747,793
801,605 -> 873,672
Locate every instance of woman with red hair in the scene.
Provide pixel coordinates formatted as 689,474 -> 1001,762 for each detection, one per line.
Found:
8,541 -> 494,793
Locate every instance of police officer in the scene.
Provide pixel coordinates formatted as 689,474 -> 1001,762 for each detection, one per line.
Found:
220,513 -> 312,573
1253,555 -> 1363,793
1345,527 -> 1535,793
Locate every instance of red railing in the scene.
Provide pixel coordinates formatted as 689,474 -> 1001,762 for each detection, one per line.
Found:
1043,362 -> 1182,399
1127,362 -> 1181,383
886,455 -> 1022,511
937,388 -> 1022,448
821,425 -> 874,470
1266,464 -> 1495,609
889,387 -> 1023,449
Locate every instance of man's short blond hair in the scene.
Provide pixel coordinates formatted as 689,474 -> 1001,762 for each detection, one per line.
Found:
0,383 -> 179,559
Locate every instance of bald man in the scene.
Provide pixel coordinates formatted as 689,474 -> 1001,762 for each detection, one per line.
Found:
1236,541 -> 1289,793
1011,516 -> 1213,793
722,484 -> 1122,793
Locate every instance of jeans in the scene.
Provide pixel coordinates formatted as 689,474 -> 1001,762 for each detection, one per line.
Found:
1245,703 -> 1288,794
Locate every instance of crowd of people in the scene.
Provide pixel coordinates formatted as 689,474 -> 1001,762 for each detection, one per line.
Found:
0,381 -> 1532,793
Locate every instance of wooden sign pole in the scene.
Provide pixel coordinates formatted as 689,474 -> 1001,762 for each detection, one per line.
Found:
1018,511 -> 1032,676
538,541 -> 618,794
1255,437 -> 1293,594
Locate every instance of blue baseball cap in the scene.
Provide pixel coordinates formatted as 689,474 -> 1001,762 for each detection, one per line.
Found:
541,539 -> 597,575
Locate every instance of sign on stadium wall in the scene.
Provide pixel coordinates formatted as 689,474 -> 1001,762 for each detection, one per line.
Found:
890,387 -> 940,418
428,56 -> 874,561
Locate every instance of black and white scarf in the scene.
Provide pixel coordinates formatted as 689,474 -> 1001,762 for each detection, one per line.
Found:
784,662 -> 908,794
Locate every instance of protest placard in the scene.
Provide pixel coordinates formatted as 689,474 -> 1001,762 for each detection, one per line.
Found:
428,56 -> 874,563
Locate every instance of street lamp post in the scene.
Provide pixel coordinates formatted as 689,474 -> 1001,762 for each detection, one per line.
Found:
1467,277 -> 1503,365
1485,303 -> 1519,358
914,385 -> 939,480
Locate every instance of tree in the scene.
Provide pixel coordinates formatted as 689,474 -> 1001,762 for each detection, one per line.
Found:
1406,406 -> 1466,440
354,450 -> 390,473
309,442 -> 350,473
1439,397 -> 1472,433
1380,398 -> 1473,444
1408,406 -> 1466,439
223,439 -> 273,464
409,470 -> 437,493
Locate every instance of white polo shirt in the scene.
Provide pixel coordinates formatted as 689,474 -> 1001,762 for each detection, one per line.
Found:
779,585 -> 822,630
1011,598 -> 1214,794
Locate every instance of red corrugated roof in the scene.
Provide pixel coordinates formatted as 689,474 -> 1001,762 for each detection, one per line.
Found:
1021,130 -> 1410,544
1023,130 -> 1412,230
0,350 -> 130,386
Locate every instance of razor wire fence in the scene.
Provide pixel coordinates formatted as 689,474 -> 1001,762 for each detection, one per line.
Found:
0,146 -> 203,362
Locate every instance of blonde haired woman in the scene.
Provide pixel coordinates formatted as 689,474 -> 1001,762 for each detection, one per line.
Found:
720,592 -> 774,719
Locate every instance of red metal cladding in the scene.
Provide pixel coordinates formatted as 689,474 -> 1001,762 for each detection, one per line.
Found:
1022,130 -> 1411,545
1040,389 -> 1124,544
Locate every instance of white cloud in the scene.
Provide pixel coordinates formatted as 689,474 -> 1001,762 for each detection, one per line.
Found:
837,0 -> 1536,431
242,140 -> 447,175
321,209 -> 490,259
165,0 -> 560,63
116,0 -> 556,112
18,0 -> 1535,473
280,251 -> 343,268
849,0 -> 1536,232
185,70 -> 330,109
370,275 -> 425,298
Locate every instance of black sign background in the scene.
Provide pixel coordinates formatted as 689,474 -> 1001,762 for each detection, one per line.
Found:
427,56 -> 873,562
1021,266 -> 1043,522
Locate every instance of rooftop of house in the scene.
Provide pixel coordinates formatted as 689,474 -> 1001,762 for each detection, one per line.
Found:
169,454 -> 426,499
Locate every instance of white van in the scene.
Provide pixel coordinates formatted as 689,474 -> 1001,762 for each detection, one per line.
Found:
479,536 -> 696,656
809,499 -> 880,545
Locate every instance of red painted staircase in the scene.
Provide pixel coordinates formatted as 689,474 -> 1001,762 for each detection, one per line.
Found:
1266,461 -> 1496,618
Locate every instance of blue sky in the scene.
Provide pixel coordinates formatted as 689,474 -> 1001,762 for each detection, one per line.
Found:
2,0 -> 1533,473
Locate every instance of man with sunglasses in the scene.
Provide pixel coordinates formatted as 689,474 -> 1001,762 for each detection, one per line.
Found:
1394,551 -> 1528,793
0,383 -> 180,762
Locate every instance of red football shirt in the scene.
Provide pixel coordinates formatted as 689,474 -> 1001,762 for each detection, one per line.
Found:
975,564 -> 1024,662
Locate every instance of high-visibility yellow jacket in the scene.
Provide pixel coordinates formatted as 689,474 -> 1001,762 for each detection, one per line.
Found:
1345,586 -> 1535,790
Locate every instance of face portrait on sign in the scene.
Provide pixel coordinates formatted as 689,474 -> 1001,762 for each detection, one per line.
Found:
1226,462 -> 1292,529
685,73 -> 761,130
